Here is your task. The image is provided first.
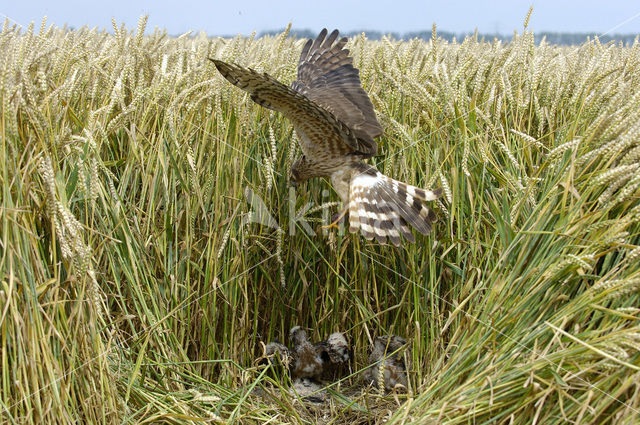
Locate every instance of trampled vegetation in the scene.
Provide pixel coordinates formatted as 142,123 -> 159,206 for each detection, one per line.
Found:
1,16 -> 640,424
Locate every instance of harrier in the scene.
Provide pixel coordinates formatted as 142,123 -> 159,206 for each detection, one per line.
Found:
363,335 -> 408,391
262,326 -> 349,381
211,29 -> 441,245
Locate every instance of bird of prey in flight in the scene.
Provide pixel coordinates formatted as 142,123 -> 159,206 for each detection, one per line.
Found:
211,29 -> 441,245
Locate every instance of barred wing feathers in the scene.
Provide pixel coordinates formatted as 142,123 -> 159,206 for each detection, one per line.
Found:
348,165 -> 441,246
211,58 -> 375,156
292,28 -> 382,156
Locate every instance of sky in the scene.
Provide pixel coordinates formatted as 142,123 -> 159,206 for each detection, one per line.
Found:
2,1 -> 640,37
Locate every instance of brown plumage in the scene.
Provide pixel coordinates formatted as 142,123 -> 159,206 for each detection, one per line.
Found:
289,326 -> 325,379
363,335 -> 408,391
260,327 -> 351,384
261,341 -> 293,376
313,331 -> 350,381
211,29 -> 441,245
264,341 -> 291,359
289,326 -> 350,381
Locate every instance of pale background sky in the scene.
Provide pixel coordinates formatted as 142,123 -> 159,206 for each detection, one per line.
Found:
2,1 -> 639,36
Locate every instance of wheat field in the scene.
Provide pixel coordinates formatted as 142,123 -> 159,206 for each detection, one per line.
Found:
1,15 -> 640,424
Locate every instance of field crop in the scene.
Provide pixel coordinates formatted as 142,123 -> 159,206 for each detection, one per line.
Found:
1,16 -> 640,424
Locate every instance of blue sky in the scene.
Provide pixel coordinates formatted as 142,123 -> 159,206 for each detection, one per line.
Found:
2,1 -> 639,36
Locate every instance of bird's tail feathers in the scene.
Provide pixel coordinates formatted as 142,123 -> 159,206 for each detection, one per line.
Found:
348,166 -> 441,245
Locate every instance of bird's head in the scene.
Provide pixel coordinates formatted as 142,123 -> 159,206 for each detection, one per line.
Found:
324,332 -> 350,363
289,155 -> 319,187
289,167 -> 300,187
374,335 -> 407,353
289,326 -> 309,346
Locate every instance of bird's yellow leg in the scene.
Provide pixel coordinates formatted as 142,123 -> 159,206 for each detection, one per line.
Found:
320,208 -> 348,231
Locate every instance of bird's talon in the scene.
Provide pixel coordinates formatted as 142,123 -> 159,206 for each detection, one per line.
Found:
320,209 -> 347,231
320,221 -> 340,231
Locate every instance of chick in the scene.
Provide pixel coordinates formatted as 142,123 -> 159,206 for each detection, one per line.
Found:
313,331 -> 350,381
290,326 -> 325,380
363,335 -> 408,391
258,341 -> 293,378
263,341 -> 291,362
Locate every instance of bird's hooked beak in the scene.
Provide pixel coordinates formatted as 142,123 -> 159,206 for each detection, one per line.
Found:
289,170 -> 300,188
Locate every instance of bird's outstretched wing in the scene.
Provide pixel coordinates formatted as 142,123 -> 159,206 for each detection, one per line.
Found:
211,58 -> 374,157
292,29 -> 382,155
